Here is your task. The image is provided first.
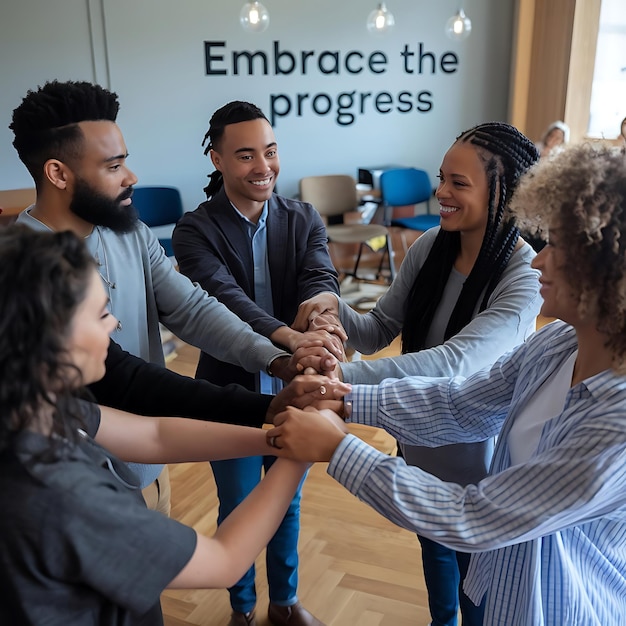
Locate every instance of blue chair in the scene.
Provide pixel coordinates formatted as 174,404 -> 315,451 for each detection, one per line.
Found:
380,168 -> 440,253
132,186 -> 184,258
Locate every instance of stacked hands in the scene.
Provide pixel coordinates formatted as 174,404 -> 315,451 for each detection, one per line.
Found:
267,292 -> 351,462
266,375 -> 351,463
290,293 -> 345,377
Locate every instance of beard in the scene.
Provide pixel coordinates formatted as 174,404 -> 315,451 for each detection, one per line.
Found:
69,179 -> 139,234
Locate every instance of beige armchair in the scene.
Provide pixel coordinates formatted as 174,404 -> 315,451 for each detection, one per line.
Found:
299,174 -> 395,282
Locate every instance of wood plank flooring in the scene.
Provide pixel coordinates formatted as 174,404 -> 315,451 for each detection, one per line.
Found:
161,338 -> 432,626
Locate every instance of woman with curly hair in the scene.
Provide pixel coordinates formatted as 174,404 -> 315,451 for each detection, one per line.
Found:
270,142 -> 626,625
293,122 -> 541,626
0,225 -> 310,625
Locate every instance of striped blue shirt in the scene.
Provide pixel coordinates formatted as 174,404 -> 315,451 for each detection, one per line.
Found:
329,320 -> 626,625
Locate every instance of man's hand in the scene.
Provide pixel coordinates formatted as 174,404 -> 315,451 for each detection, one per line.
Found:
266,407 -> 348,462
292,293 -> 340,332
265,374 -> 351,423
298,328 -> 346,363
305,312 -> 348,361
293,341 -> 345,379
292,294 -> 349,373
269,343 -> 337,382
272,325 -> 345,364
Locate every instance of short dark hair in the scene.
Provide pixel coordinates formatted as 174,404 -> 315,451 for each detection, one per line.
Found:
201,101 -> 268,198
10,80 -> 120,184
0,225 -> 96,454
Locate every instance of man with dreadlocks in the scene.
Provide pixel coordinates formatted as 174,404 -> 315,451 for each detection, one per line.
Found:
172,101 -> 342,626
292,122 -> 542,626
9,81 -> 339,517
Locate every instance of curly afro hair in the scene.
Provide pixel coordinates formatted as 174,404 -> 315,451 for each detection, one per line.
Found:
511,142 -> 626,368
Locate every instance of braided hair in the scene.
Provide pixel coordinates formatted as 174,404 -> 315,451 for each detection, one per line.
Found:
10,80 -> 119,184
201,101 -> 268,199
401,122 -> 539,353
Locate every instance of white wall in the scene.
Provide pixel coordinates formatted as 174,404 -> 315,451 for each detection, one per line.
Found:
0,0 -> 514,212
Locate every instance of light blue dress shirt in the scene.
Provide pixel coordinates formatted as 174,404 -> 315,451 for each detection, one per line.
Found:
233,201 -> 283,395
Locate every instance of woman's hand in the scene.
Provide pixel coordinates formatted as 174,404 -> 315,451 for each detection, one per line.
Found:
266,407 -> 348,462
265,374 -> 350,423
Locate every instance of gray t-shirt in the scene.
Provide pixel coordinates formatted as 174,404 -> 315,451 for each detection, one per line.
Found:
398,266 -> 495,484
0,401 -> 196,625
338,227 -> 541,484
17,208 -> 287,488
340,227 -> 541,381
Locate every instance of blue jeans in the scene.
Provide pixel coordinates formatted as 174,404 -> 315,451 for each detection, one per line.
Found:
211,456 -> 305,614
418,535 -> 485,626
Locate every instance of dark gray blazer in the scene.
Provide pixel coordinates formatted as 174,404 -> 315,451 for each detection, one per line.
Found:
172,188 -> 340,389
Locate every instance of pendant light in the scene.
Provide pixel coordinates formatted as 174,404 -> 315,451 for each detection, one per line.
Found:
367,3 -> 395,34
240,1 -> 270,33
445,8 -> 472,40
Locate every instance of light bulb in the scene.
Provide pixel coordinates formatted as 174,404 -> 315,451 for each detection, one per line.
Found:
240,1 -> 269,33
367,3 -> 395,34
445,9 -> 472,41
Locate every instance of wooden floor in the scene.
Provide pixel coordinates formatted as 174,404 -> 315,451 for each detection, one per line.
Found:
162,337 -> 433,626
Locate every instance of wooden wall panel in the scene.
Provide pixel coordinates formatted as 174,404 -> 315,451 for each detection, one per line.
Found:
525,0 -> 576,142
509,0 -> 601,143
509,0 -> 536,132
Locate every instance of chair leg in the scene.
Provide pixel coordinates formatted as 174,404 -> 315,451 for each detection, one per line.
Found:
375,245 -> 387,281
400,230 -> 409,255
388,233 -> 396,280
375,234 -> 396,283
345,238 -> 395,284
347,242 -> 366,281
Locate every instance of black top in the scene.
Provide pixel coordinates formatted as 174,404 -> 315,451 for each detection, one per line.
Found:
0,401 -> 196,625
88,339 -> 272,425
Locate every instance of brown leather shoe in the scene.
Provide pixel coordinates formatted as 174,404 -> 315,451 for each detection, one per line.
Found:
227,609 -> 257,626
268,602 -> 325,626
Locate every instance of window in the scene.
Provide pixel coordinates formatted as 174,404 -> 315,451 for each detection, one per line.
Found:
588,0 -> 626,138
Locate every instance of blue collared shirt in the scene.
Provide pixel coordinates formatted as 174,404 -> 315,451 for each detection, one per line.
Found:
331,320 -> 626,625
233,201 -> 283,395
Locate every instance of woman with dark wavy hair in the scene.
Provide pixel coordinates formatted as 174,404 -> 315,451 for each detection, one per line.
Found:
271,142 -> 626,625
0,225 -> 308,625
294,122 -> 541,626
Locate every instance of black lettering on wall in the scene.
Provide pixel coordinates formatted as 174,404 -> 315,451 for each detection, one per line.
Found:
205,40 -> 463,126
274,41 -> 296,74
440,52 -> 458,74
205,41 -> 227,75
345,51 -> 364,74
417,90 -> 433,112
233,50 -> 269,75
318,51 -> 340,74
368,51 -> 388,74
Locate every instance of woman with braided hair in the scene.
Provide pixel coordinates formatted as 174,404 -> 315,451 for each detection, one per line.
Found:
272,141 -> 626,625
293,122 -> 542,626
